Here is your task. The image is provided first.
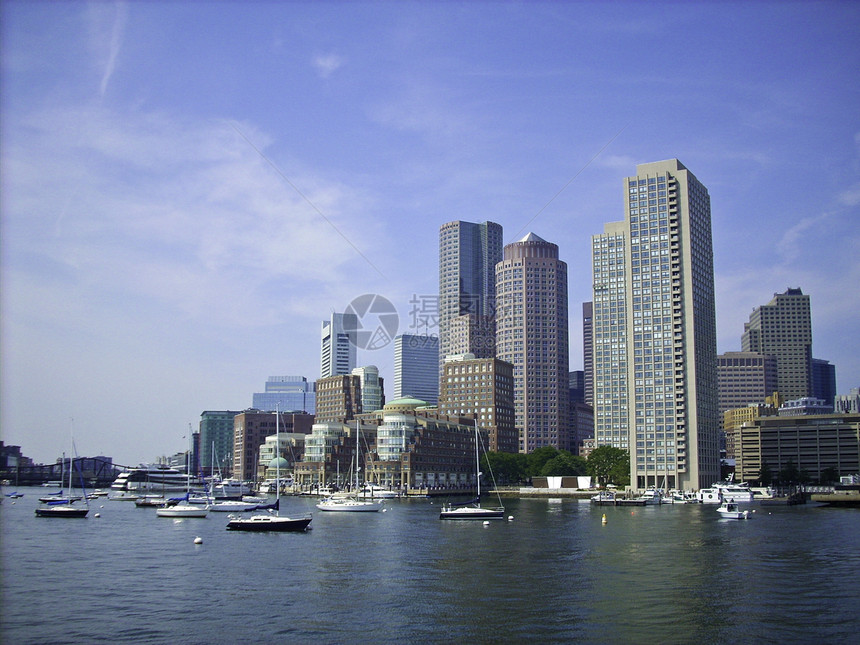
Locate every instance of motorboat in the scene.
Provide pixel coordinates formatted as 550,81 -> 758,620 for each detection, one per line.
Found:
699,475 -> 755,504
358,483 -> 399,499
590,491 -> 617,505
716,501 -> 751,519
112,465 -> 199,493
634,489 -> 663,505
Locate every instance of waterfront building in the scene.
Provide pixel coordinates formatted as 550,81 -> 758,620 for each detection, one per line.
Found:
367,397 -> 484,491
834,387 -> 860,414
320,312 -> 358,378
232,410 -> 313,482
351,365 -> 385,414
438,354 -> 517,453
582,301 -> 594,406
778,397 -> 833,416
438,220 -> 503,377
741,288 -> 813,400
315,374 -> 363,423
496,232 -> 570,453
723,404 -> 778,459
811,358 -> 837,405
252,376 -> 315,414
256,432 -> 307,481
294,422 -> 379,489
199,411 -> 241,476
734,413 -> 860,484
591,159 -> 721,491
394,334 -> 439,405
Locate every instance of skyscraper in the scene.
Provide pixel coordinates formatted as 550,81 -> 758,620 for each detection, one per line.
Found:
394,334 -> 439,405
438,221 -> 503,372
495,232 -> 569,453
320,312 -> 358,379
811,358 -> 837,405
741,288 -> 813,400
582,301 -> 594,407
591,159 -> 720,490
717,352 -> 778,414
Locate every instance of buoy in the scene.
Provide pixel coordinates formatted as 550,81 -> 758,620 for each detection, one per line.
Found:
100,505 -> 104,508
482,520 -> 490,527
382,508 -> 387,512
194,536 -> 203,545
94,512 -> 101,518
507,515 -> 514,521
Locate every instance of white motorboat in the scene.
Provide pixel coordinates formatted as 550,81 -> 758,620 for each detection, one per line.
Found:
111,465 -> 198,493
634,489 -> 663,505
358,483 -> 399,499
716,501 -> 751,519
699,475 -> 755,504
591,491 -> 617,505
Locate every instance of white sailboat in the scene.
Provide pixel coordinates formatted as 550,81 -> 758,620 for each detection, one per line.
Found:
227,406 -> 313,531
157,434 -> 208,518
440,421 -> 505,520
316,422 -> 382,513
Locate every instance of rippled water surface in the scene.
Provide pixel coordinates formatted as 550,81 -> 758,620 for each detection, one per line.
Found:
2,490 -> 858,644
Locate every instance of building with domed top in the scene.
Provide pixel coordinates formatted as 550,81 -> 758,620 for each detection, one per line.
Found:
366,396 -> 488,494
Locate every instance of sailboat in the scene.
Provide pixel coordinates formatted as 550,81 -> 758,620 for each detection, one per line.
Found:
35,447 -> 89,518
156,434 -> 208,518
227,406 -> 312,531
439,420 -> 505,520
316,421 -> 382,513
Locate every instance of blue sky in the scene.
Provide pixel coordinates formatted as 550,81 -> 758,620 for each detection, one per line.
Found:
2,2 -> 858,465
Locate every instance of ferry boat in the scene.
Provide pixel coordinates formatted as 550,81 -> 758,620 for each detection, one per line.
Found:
111,465 -> 198,493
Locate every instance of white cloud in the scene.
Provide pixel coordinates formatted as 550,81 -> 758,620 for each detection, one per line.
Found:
87,1 -> 129,98
312,53 -> 345,78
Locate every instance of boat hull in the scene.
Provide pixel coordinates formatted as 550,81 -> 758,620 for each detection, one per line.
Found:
439,506 -> 505,520
156,504 -> 209,518
226,516 -> 312,532
316,499 -> 383,512
35,506 -> 89,518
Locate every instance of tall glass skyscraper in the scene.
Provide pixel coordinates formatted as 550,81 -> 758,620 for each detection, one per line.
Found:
495,233 -> 569,453
320,312 -> 358,379
592,160 -> 720,491
394,334 -> 439,405
438,221 -> 503,372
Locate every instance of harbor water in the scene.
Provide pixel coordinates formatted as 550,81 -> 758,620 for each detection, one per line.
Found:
2,490 -> 859,644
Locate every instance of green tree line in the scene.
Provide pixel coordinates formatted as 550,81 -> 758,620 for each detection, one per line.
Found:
480,445 -> 630,487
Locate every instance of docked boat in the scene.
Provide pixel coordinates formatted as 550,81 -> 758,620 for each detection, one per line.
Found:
134,494 -> 168,507
226,406 -> 312,532
716,501 -> 751,519
698,475 -> 755,504
634,489 -> 663,505
111,465 -> 198,493
358,483 -> 399,499
156,436 -> 208,518
590,491 -> 617,506
440,421 -> 505,520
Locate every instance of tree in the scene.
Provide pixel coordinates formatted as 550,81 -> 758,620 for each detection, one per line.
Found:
778,459 -> 800,484
587,446 -> 629,486
540,453 -> 588,477
758,460 -> 773,486
526,446 -> 561,478
819,467 -> 839,485
481,451 -> 528,485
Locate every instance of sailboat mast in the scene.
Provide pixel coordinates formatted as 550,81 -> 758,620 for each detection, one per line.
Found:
475,420 -> 480,500
275,404 -> 280,507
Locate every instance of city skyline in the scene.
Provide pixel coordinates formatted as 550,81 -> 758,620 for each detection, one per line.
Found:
2,2 -> 858,464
